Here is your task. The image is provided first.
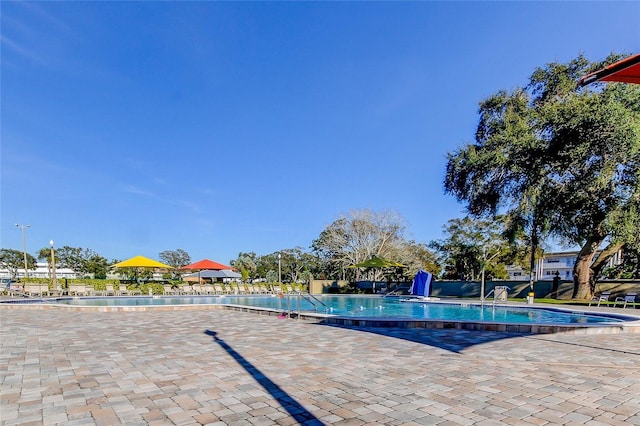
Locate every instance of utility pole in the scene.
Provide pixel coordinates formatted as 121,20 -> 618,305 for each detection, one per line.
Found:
15,224 -> 31,283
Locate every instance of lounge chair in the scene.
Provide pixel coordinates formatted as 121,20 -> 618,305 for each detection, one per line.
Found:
49,286 -> 65,297
589,291 -> 611,307
614,293 -> 637,309
105,283 -> 116,296
179,284 -> 194,295
68,284 -> 85,296
24,283 -> 43,297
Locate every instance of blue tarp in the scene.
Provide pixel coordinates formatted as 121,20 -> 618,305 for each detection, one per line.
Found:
409,270 -> 432,297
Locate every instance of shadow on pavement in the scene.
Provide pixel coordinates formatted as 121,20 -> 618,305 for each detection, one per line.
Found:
313,322 -> 526,354
204,329 -> 323,425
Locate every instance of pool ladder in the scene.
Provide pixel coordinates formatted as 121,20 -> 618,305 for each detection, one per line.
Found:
284,291 -> 331,318
482,286 -> 510,306
482,289 -> 495,305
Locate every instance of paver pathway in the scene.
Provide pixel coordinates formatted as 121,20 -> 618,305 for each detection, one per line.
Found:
1,308 -> 639,425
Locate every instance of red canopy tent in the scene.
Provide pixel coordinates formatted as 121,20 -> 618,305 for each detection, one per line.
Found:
179,259 -> 234,285
180,259 -> 232,271
578,53 -> 640,86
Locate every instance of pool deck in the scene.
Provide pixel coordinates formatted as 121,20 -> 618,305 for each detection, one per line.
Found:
2,302 -> 640,425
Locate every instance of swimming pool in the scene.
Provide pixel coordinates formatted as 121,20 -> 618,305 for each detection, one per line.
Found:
53,294 -> 636,326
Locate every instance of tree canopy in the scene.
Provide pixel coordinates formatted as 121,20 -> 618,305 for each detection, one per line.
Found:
312,209 -> 439,281
430,216 -> 523,281
0,248 -> 36,278
444,54 -> 640,299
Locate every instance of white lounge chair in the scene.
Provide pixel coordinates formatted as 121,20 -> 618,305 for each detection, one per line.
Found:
105,283 -> 116,296
614,293 -> 637,309
68,283 -> 85,296
589,291 -> 611,307
24,283 -> 43,297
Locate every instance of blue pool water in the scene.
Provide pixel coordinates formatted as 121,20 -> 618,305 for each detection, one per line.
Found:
54,295 -> 628,325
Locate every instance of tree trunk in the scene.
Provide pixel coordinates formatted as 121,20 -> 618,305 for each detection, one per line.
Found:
528,229 -> 539,291
591,241 -> 624,282
572,233 -> 606,299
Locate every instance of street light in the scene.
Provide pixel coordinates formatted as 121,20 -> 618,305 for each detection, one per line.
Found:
15,224 -> 31,281
278,253 -> 282,284
480,246 -> 487,302
50,240 -> 58,290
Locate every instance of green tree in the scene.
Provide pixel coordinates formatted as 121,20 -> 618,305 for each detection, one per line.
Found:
430,216 -> 515,281
159,249 -> 191,279
391,240 -> 441,279
56,246 -> 89,277
37,247 -> 54,279
600,202 -> 640,279
86,254 -> 109,279
230,252 -> 258,282
275,247 -> 322,284
159,249 -> 191,269
0,248 -> 36,279
255,253 -> 280,282
444,54 -> 640,299
53,246 -> 110,278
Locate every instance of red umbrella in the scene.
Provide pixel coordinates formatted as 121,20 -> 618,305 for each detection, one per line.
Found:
180,259 -> 232,271
578,53 -> 640,86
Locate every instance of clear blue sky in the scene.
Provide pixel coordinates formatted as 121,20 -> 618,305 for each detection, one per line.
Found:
2,1 -> 639,263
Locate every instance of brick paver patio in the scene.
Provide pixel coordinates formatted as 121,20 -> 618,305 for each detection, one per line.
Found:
1,306 -> 639,425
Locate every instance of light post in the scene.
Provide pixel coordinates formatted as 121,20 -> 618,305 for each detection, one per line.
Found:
277,253 -> 282,284
50,240 -> 58,290
15,224 -> 31,281
480,246 -> 486,302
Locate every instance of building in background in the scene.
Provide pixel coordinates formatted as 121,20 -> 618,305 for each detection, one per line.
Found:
506,249 -> 624,281
0,262 -> 77,280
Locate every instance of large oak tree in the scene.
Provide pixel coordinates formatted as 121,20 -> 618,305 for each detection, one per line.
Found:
444,54 -> 640,299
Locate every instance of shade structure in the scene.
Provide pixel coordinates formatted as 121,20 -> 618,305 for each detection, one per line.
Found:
179,259 -> 232,271
578,53 -> 640,86
349,256 -> 407,269
184,270 -> 242,279
349,256 -> 407,293
112,256 -> 172,269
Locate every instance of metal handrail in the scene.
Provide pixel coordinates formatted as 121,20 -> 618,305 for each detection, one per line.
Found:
283,291 -> 331,318
383,289 -> 404,297
298,291 -> 330,311
482,289 -> 495,306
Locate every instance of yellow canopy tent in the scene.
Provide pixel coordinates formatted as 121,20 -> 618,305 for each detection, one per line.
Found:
112,256 -> 173,290
112,256 -> 172,269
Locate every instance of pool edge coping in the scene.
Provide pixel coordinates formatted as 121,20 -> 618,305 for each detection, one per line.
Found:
2,298 -> 639,335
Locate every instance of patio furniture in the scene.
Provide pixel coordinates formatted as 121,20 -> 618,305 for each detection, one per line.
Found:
589,291 -> 611,307
70,284 -> 87,296
179,284 -> 194,295
24,283 -> 44,297
614,293 -> 637,309
105,283 -> 116,296
48,286 -> 65,297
